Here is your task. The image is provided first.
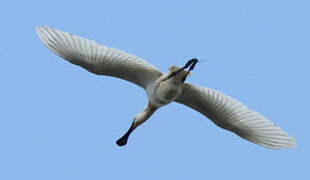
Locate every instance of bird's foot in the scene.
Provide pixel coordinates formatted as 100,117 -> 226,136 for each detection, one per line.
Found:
181,58 -> 198,82
166,58 -> 199,80
183,58 -> 198,69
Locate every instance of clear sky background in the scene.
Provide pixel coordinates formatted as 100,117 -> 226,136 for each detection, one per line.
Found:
1,0 -> 309,179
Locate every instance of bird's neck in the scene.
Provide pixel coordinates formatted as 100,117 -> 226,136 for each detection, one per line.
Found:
134,103 -> 157,127
141,103 -> 157,121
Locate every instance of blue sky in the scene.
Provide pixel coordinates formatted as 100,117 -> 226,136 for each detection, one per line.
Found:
1,0 -> 309,179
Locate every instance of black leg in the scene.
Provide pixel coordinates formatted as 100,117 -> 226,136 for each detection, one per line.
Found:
166,59 -> 199,80
188,59 -> 198,71
182,59 -> 195,69
181,59 -> 198,82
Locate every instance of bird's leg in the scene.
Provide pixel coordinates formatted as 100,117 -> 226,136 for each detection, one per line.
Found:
182,59 -> 198,82
165,58 -> 199,80
116,103 -> 157,146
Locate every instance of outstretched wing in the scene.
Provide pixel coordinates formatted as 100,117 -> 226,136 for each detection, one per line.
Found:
36,26 -> 162,89
176,83 -> 296,149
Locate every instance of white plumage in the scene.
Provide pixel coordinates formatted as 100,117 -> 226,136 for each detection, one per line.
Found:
36,26 -> 296,149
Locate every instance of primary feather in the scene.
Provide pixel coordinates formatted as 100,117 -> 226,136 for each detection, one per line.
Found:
176,83 -> 296,149
35,26 -> 162,89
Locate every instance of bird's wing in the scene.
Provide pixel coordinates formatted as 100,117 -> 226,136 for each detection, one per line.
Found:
36,26 -> 163,89
175,83 -> 296,149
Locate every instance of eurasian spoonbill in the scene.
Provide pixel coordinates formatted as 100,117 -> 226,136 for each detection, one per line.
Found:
36,26 -> 296,149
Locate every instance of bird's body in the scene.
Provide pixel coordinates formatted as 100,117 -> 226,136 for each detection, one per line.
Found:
148,67 -> 185,107
36,26 -> 296,149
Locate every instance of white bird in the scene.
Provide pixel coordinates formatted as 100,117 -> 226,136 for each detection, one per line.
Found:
36,26 -> 296,149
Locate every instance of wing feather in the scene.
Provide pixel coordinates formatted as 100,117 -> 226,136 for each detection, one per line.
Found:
176,83 -> 296,149
36,26 -> 162,89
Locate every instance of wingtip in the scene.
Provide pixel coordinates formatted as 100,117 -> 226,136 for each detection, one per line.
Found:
288,138 -> 297,149
35,25 -> 44,31
283,133 -> 297,149
35,26 -> 47,37
35,25 -> 51,32
35,26 -> 56,44
35,26 -> 46,42
265,136 -> 297,149
35,26 -> 41,33
240,129 -> 297,150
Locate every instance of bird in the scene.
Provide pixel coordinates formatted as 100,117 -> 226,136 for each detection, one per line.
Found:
35,26 -> 296,149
